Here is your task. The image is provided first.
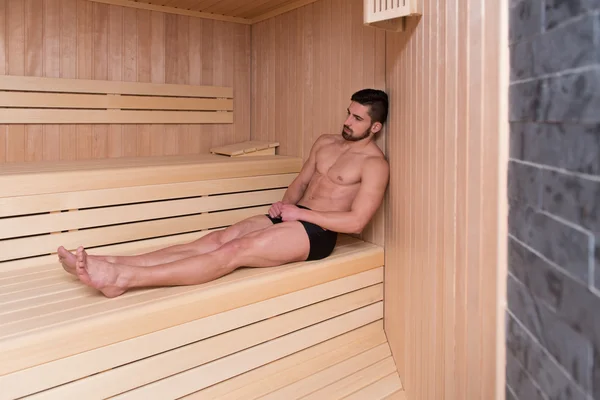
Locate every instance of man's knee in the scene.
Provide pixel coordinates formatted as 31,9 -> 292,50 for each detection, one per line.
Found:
208,236 -> 257,270
220,236 -> 255,254
201,229 -> 234,246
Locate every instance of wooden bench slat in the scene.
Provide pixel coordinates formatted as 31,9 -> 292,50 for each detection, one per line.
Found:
0,266 -> 381,337
0,270 -> 58,287
0,245 -> 372,336
112,303 -> 384,400
0,287 -> 89,316
0,206 -> 268,261
26,288 -> 382,400
184,323 -> 386,400
0,270 -> 382,399
0,230 -> 216,273
0,241 -> 383,376
0,174 -> 295,217
190,321 -> 387,400
258,343 -> 391,400
342,372 -> 404,400
0,92 -> 233,111
0,109 -> 233,124
382,389 -> 408,400
0,153 -> 242,175
1,189 -> 284,239
0,275 -> 76,296
0,154 -> 223,175
0,281 -> 80,305
0,155 -> 302,197
302,357 -> 398,400
0,154 -> 296,176
2,277 -> 381,340
0,74 -> 233,98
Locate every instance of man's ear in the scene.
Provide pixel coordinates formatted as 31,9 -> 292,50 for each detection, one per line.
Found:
371,122 -> 382,134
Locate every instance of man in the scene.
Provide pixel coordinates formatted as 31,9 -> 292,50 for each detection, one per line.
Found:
58,89 -> 390,298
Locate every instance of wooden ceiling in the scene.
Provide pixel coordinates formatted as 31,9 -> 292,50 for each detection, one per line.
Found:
90,0 -> 320,24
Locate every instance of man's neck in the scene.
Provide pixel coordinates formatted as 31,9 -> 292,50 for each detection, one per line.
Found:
341,136 -> 373,150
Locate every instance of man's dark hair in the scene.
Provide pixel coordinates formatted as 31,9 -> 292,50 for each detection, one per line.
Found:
351,89 -> 389,125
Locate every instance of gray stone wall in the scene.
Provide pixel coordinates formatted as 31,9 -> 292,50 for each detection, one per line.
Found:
508,0 -> 600,399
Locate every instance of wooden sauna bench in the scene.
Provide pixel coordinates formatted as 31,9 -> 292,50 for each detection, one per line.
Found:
0,153 -> 397,399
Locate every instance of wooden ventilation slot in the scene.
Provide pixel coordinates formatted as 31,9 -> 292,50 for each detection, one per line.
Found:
363,0 -> 419,32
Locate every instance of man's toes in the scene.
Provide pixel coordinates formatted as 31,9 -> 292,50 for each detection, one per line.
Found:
57,246 -> 70,259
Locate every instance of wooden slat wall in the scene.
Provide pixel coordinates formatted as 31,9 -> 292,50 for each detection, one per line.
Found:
0,0 -> 251,163
251,0 -> 386,246
384,0 -> 508,400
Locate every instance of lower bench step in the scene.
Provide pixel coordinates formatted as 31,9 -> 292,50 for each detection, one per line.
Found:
185,322 -> 404,400
1,237 -> 395,400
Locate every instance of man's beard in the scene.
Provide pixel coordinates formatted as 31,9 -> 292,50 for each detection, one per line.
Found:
342,125 -> 371,142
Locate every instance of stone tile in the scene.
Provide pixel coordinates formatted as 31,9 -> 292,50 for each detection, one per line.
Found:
532,14 -> 599,76
510,79 -> 547,122
508,202 -> 536,242
510,204 -> 592,283
545,0 -> 600,30
595,235 -> 600,291
530,212 -> 591,283
543,69 -> 600,123
510,0 -> 544,43
508,275 -> 593,390
510,123 -> 525,160
506,352 -> 549,400
593,347 -> 600,400
508,237 -> 600,353
537,304 -> 594,391
508,161 -> 542,207
508,274 -> 545,339
512,123 -> 600,175
509,237 -> 564,309
511,40 -> 535,81
541,170 -> 600,233
506,385 -> 518,400
506,313 -> 589,400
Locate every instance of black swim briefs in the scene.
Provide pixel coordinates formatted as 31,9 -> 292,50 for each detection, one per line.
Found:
266,205 -> 338,261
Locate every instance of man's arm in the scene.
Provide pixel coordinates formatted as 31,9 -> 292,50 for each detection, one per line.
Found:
283,156 -> 389,234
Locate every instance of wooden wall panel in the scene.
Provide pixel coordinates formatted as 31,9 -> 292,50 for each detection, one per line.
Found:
384,0 -> 508,399
251,0 -> 386,245
0,1 -> 5,162
0,0 -> 251,163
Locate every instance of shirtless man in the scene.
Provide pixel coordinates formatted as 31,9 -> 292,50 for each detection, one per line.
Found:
57,88 -> 390,298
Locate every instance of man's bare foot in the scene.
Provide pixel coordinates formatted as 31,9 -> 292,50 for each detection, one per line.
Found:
87,254 -> 117,263
57,246 -> 77,275
75,246 -> 130,298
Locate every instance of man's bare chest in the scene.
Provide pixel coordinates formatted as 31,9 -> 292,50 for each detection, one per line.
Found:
315,151 -> 363,186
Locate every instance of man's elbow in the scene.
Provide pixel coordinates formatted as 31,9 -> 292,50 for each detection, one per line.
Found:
349,218 -> 368,235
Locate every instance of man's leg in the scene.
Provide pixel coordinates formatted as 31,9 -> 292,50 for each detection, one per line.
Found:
73,221 -> 310,298
58,215 -> 274,273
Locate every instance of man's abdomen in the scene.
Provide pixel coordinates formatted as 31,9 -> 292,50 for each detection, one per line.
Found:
298,179 -> 358,212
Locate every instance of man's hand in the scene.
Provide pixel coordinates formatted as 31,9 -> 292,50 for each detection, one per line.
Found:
268,201 -> 284,218
280,204 -> 304,222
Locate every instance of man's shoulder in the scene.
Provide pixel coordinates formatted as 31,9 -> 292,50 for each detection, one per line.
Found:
363,142 -> 387,164
362,150 -> 389,176
308,134 -> 339,153
314,134 -> 338,145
